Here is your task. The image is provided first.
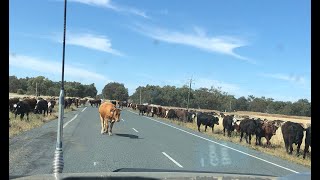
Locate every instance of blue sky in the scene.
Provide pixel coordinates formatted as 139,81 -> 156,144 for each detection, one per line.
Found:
9,0 -> 310,102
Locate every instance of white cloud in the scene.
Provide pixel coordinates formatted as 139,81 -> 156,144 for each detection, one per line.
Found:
131,24 -> 254,63
9,53 -> 110,82
260,73 -> 307,85
66,32 -> 124,56
69,0 -> 150,19
69,0 -> 111,7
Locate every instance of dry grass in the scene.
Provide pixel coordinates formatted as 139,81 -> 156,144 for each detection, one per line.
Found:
9,105 -> 77,138
132,109 -> 311,168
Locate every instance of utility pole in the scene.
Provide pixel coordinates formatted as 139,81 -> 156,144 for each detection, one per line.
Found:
140,88 -> 142,104
187,76 -> 193,111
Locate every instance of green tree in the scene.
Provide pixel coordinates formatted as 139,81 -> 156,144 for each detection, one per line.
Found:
234,96 -> 249,111
102,82 -> 128,101
9,75 -> 21,93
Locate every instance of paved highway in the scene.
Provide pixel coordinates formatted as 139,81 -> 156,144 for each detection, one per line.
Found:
9,106 -> 311,177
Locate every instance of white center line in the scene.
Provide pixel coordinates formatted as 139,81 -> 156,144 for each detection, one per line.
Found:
127,110 -> 299,174
132,128 -> 139,133
122,119 -> 125,122
63,114 -> 78,128
162,152 -> 183,168
81,107 -> 87,112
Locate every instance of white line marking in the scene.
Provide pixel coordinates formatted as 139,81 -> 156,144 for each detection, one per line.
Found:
122,119 -> 125,121
81,107 -> 87,112
127,110 -> 299,173
200,158 -> 205,167
132,128 -> 139,133
162,152 -> 183,168
63,114 -> 78,128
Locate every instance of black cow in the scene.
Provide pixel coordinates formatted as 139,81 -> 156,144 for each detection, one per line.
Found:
223,115 -> 236,137
281,121 -> 305,156
34,99 -> 48,116
166,109 -> 177,120
137,104 -> 147,115
9,97 -> 20,112
65,98 -> 72,109
196,112 -> 219,133
303,125 -> 311,159
15,101 -> 31,121
239,118 -> 258,144
23,98 -> 37,110
73,98 -> 79,108
187,111 -> 196,123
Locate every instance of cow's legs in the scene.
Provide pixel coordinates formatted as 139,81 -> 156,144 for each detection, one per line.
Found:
223,128 -> 226,136
100,115 -> 105,134
240,132 -> 244,142
284,141 -> 289,153
289,143 -> 293,154
109,121 -> 115,136
212,125 -> 214,133
205,125 -> 207,132
296,143 -> 301,156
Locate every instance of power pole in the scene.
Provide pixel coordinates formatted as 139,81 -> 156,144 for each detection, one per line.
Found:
140,88 -> 142,104
187,76 -> 193,111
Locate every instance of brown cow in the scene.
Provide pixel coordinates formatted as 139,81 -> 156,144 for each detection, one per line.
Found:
255,120 -> 279,146
98,102 -> 121,136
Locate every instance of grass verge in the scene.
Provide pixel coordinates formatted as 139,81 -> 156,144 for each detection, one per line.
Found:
9,105 -> 77,138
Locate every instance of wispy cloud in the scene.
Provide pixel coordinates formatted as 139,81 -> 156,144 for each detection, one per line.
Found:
69,0 -> 150,19
260,73 -> 307,84
65,32 -> 124,56
9,53 -> 110,82
131,24 -> 254,63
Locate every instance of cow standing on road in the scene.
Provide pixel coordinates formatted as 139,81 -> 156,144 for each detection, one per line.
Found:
98,102 -> 121,136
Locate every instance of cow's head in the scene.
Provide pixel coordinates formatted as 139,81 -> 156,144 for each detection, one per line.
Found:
264,122 -> 278,135
111,108 -> 122,122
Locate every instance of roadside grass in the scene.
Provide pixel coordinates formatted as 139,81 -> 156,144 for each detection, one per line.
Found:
9,105 -> 77,138
131,109 -> 311,168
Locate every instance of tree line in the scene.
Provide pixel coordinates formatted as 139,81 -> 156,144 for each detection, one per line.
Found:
9,76 -> 311,117
9,75 -> 98,98
129,85 -> 311,117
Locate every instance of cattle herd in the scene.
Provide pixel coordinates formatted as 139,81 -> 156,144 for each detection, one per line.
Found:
9,96 -> 102,121
123,102 -> 311,159
9,97 -> 311,159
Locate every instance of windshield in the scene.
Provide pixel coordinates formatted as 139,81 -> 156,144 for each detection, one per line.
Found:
9,0 -> 311,178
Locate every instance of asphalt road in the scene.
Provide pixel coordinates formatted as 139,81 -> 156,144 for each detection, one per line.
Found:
9,106 -> 311,177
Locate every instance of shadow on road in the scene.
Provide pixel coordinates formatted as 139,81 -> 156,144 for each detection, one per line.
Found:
114,133 -> 143,139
